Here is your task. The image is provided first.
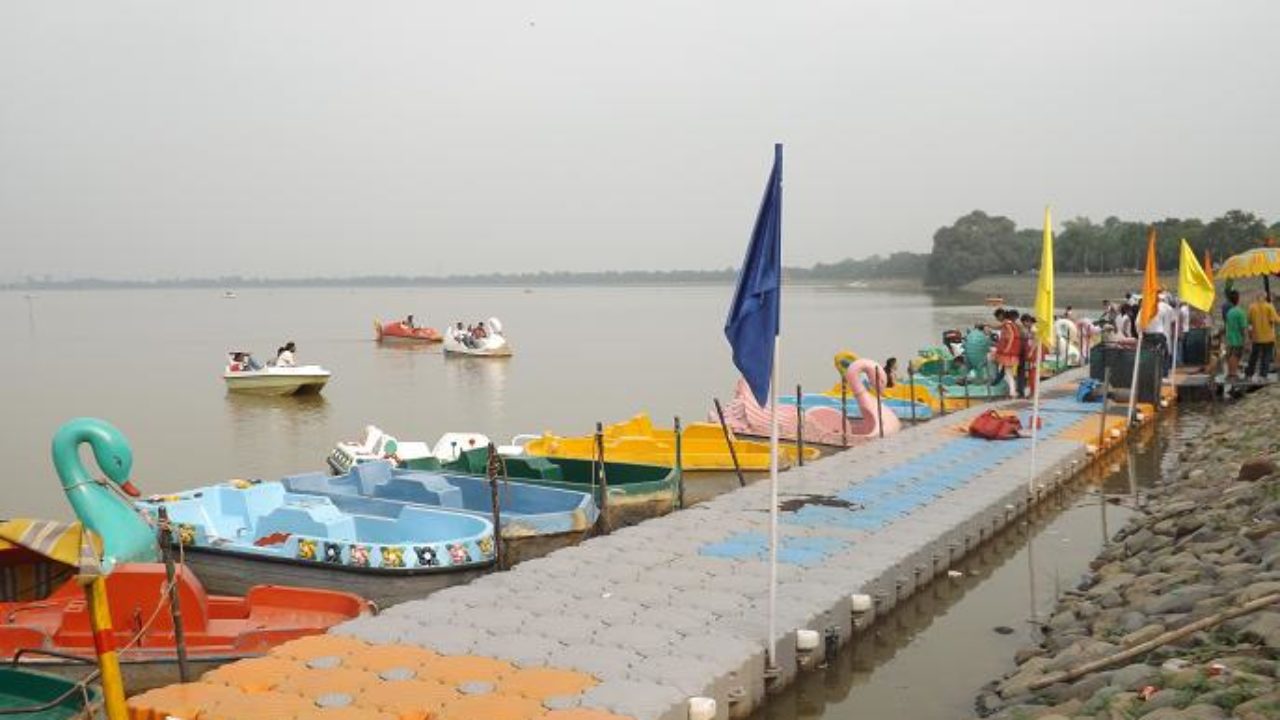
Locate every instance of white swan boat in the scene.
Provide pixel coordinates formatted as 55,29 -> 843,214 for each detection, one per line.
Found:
443,317 -> 512,357
223,354 -> 331,396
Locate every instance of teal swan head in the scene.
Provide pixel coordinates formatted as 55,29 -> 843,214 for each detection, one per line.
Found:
51,418 -> 157,568
51,417 -> 140,497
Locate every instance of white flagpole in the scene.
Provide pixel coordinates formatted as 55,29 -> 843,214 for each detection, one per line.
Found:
1028,341 -> 1044,495
1126,330 -> 1145,424
767,341 -> 779,669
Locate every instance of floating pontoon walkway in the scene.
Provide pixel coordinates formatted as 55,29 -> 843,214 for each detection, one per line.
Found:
129,369 -> 1141,720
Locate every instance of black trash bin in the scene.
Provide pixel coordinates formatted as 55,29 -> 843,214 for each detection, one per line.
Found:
1110,345 -> 1163,404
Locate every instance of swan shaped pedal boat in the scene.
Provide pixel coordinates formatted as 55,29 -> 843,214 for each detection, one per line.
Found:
281,460 -> 598,565
714,359 -> 903,446
442,317 -> 512,357
521,412 -> 817,472
137,482 -> 495,607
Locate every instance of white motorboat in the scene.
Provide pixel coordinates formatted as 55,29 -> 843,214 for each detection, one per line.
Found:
223,353 -> 330,396
443,317 -> 512,357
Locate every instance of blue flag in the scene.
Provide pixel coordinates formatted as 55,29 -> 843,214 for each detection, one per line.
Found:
724,144 -> 782,406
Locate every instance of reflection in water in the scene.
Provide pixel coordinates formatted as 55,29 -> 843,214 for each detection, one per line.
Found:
752,409 -> 1195,720
442,356 -> 510,419
224,394 -> 331,477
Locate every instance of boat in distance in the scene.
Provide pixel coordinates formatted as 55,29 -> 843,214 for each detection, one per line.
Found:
374,319 -> 442,344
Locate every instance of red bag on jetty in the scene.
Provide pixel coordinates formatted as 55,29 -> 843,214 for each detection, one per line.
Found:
969,410 -> 1023,440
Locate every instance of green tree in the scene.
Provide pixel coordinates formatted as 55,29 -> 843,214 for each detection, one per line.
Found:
925,210 -> 1017,288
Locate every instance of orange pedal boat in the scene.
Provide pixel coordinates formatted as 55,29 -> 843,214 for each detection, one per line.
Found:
0,553 -> 372,693
374,319 -> 442,344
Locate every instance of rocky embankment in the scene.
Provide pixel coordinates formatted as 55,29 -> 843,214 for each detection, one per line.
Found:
974,388 -> 1280,720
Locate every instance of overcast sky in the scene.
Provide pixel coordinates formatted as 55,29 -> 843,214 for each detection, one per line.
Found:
2,1 -> 1277,280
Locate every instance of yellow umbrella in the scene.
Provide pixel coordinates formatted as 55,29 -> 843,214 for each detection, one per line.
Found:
0,519 -> 127,719
1216,247 -> 1280,280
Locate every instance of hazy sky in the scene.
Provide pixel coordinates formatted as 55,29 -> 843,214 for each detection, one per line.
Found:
2,1 -> 1277,279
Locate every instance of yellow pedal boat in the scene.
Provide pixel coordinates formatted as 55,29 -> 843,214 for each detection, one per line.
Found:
522,413 -> 818,472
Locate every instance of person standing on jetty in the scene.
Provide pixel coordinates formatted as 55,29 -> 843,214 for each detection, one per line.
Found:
993,309 -> 1022,396
1246,291 -> 1279,382
1016,313 -> 1035,399
1224,289 -> 1248,381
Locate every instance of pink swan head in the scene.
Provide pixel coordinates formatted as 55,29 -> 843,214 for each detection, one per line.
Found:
845,357 -> 888,394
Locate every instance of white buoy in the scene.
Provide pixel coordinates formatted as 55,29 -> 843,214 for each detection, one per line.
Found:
1085,443 -> 1098,455
850,594 -> 873,613
796,629 -> 820,652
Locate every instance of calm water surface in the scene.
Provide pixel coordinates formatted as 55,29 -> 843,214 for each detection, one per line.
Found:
2,284 -> 984,518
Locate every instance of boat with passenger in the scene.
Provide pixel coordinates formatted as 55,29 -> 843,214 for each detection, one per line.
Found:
443,318 -> 512,357
223,347 -> 330,396
374,316 -> 442,344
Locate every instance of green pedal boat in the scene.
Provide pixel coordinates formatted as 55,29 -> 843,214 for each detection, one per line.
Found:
0,666 -> 101,719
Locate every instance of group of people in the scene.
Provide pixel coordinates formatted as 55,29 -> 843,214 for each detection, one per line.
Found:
1223,289 -> 1280,382
227,341 -> 298,372
449,321 -> 492,348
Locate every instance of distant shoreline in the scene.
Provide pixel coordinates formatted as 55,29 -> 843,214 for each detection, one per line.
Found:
1,273 -> 1192,306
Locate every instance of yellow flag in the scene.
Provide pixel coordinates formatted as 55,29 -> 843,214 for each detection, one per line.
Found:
1034,206 -> 1055,346
1179,239 -> 1215,312
1138,226 -> 1159,330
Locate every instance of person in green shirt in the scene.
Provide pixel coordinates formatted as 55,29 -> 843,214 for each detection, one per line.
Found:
1224,289 -> 1249,380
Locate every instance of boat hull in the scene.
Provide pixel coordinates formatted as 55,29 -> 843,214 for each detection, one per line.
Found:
15,655 -> 238,696
178,547 -> 491,609
224,374 -> 329,396
375,320 -> 442,344
0,667 -> 100,719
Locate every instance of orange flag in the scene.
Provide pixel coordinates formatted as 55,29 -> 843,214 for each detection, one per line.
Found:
1204,248 -> 1214,284
1138,226 -> 1160,330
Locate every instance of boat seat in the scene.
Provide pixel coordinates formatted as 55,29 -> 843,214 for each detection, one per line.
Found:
255,502 -> 357,541
354,461 -> 396,495
381,476 -> 463,509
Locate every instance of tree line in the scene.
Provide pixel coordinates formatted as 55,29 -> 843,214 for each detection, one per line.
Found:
925,209 -> 1280,289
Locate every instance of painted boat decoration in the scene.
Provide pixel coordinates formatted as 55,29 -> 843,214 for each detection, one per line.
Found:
223,353 -> 330,396
442,317 -> 512,357
442,447 -> 681,529
282,460 -> 598,565
326,427 -> 527,475
715,360 -> 901,446
136,482 -> 496,607
0,666 -> 100,720
521,412 -> 818,472
0,557 -> 370,694
374,319 -> 441,344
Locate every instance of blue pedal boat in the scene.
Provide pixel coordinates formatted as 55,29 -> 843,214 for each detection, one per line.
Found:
779,392 -> 934,420
281,461 -> 599,566
136,480 -> 495,608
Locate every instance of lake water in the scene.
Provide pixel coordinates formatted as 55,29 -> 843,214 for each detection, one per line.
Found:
2,283 -> 986,519
0,283 -> 1195,718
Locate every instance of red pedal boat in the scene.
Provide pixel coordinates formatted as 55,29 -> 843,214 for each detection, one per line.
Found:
0,553 -> 372,693
374,319 -> 442,344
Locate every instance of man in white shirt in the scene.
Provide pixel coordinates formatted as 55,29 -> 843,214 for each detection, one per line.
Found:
1142,294 -> 1177,374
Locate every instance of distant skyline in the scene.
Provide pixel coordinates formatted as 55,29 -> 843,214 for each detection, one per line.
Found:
3,1 -> 1278,280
